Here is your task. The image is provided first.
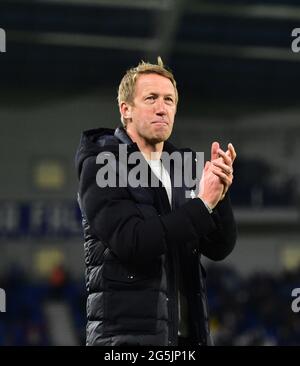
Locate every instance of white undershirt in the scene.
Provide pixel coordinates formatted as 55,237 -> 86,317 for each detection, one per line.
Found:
146,158 -> 172,206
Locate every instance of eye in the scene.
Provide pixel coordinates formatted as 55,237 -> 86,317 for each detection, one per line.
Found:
146,95 -> 155,101
165,97 -> 174,104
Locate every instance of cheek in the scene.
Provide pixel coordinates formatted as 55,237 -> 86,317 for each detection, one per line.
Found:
168,109 -> 176,123
137,109 -> 153,124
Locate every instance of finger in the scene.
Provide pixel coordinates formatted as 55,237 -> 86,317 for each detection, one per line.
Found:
211,167 -> 233,186
227,143 -> 237,163
211,142 -> 220,161
212,160 -> 233,175
217,148 -> 232,166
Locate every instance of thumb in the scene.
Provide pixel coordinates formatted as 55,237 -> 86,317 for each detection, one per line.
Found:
204,161 -> 210,171
211,141 -> 219,161
201,161 -> 210,179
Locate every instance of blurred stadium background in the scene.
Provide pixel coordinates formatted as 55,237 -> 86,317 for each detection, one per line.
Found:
0,0 -> 300,346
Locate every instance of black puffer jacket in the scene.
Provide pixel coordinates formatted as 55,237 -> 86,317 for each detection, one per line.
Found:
75,126 -> 237,346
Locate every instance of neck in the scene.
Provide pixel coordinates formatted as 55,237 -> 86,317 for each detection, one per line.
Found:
139,141 -> 164,161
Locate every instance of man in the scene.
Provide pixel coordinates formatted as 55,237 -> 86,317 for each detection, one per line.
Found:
75,58 -> 237,346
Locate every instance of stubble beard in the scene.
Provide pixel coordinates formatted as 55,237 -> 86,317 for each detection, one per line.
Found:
145,131 -> 171,145
142,124 -> 173,145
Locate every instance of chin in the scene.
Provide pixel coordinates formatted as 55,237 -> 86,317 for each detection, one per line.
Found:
149,132 -> 171,144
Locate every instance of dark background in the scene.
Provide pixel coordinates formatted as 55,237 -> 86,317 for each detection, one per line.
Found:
0,0 -> 300,346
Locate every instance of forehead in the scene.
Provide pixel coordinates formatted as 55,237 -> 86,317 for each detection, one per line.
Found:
134,73 -> 175,96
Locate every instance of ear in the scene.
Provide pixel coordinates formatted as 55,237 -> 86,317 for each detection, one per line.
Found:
120,102 -> 132,121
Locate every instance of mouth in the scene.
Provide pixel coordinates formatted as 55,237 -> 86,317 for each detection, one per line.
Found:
151,120 -> 168,126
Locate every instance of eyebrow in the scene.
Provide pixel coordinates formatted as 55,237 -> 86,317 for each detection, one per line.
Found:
145,92 -> 175,98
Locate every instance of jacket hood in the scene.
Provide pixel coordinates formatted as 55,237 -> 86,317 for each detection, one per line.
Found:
76,127 -> 111,178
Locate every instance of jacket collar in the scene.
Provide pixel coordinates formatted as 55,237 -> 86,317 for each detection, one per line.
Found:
114,126 -> 135,146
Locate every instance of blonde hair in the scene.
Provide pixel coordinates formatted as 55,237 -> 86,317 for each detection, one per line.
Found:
117,57 -> 178,127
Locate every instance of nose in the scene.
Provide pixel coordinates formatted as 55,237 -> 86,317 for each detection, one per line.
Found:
155,98 -> 167,116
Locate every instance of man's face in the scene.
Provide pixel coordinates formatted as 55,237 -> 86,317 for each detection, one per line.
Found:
124,73 -> 177,145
